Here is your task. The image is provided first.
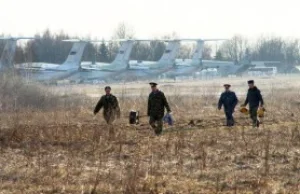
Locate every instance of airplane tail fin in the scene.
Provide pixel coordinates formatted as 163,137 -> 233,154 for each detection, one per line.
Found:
157,40 -> 180,66
0,39 -> 17,71
183,39 -> 227,66
58,39 -> 87,70
191,40 -> 204,66
110,40 -> 134,69
0,37 -> 35,71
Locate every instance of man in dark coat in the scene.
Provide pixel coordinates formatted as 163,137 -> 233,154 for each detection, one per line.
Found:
94,86 -> 121,124
243,80 -> 264,128
218,84 -> 238,126
147,82 -> 171,135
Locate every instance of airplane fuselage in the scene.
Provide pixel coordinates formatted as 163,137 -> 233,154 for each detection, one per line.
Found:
17,68 -> 80,83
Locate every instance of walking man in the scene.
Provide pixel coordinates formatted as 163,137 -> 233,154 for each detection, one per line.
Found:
242,80 -> 264,128
218,84 -> 238,126
94,86 -> 121,124
147,82 -> 171,135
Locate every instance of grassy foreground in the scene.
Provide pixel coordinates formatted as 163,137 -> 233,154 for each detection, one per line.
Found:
1,77 -> 300,193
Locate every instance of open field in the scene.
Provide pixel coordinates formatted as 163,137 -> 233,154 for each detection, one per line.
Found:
1,75 -> 300,193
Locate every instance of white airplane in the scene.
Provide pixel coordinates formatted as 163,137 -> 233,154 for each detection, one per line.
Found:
76,39 -> 181,82
71,39 -> 135,82
0,37 -> 35,72
16,39 -> 88,82
165,39 -> 253,78
80,39 -> 135,69
115,40 -> 181,81
129,40 -> 180,67
80,39 -> 134,70
164,39 -> 226,78
201,58 -> 254,76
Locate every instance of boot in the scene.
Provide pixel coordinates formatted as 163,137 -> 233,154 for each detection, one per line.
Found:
155,127 -> 163,135
256,120 -> 260,128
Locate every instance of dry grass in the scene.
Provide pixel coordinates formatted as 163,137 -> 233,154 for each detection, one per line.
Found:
1,76 -> 300,193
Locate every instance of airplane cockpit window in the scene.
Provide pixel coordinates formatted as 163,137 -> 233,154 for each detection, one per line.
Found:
165,50 -> 171,53
70,51 -> 77,55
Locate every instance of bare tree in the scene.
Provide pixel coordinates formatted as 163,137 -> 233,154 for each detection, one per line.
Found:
202,45 -> 212,60
177,44 -> 193,59
112,22 -> 135,39
109,22 -> 136,61
283,39 -> 300,65
0,34 -> 6,54
215,50 -> 224,60
149,40 -> 166,61
219,35 -> 249,62
131,42 -> 151,61
161,32 -> 180,40
251,36 -> 285,62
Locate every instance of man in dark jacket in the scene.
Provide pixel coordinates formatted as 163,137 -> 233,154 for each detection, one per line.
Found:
94,86 -> 121,124
218,84 -> 238,126
243,80 -> 264,127
148,82 -> 171,135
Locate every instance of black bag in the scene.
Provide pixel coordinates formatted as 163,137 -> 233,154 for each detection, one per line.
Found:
129,110 -> 139,124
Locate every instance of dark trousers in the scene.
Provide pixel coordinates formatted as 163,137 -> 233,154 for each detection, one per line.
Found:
149,115 -> 163,135
224,109 -> 234,126
249,107 -> 259,126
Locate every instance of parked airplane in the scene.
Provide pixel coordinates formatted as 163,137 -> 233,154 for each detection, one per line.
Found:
70,39 -> 135,82
130,40 -> 180,67
164,39 -> 253,78
75,39 -> 180,82
201,57 -> 253,76
80,39 -> 134,71
164,39 -> 226,78
16,39 -> 88,82
115,40 -> 181,81
0,37 -> 35,72
80,39 -> 147,68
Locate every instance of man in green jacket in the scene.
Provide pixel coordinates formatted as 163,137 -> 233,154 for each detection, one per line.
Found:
94,86 -> 121,124
243,80 -> 264,128
147,82 -> 171,135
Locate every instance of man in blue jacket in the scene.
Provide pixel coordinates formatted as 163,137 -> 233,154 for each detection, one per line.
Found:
243,80 -> 264,128
218,84 -> 238,126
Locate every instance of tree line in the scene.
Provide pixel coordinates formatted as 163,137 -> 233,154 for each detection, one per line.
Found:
0,24 -> 299,67
215,35 -> 300,66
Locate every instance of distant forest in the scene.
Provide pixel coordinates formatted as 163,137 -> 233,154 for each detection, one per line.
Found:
0,23 -> 299,67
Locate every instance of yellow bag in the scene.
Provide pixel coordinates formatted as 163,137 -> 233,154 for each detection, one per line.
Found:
240,107 -> 249,115
257,108 -> 265,118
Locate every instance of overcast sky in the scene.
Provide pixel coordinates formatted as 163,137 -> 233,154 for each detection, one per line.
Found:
0,0 -> 299,40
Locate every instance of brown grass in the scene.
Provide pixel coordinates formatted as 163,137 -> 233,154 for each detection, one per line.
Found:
1,76 -> 300,193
